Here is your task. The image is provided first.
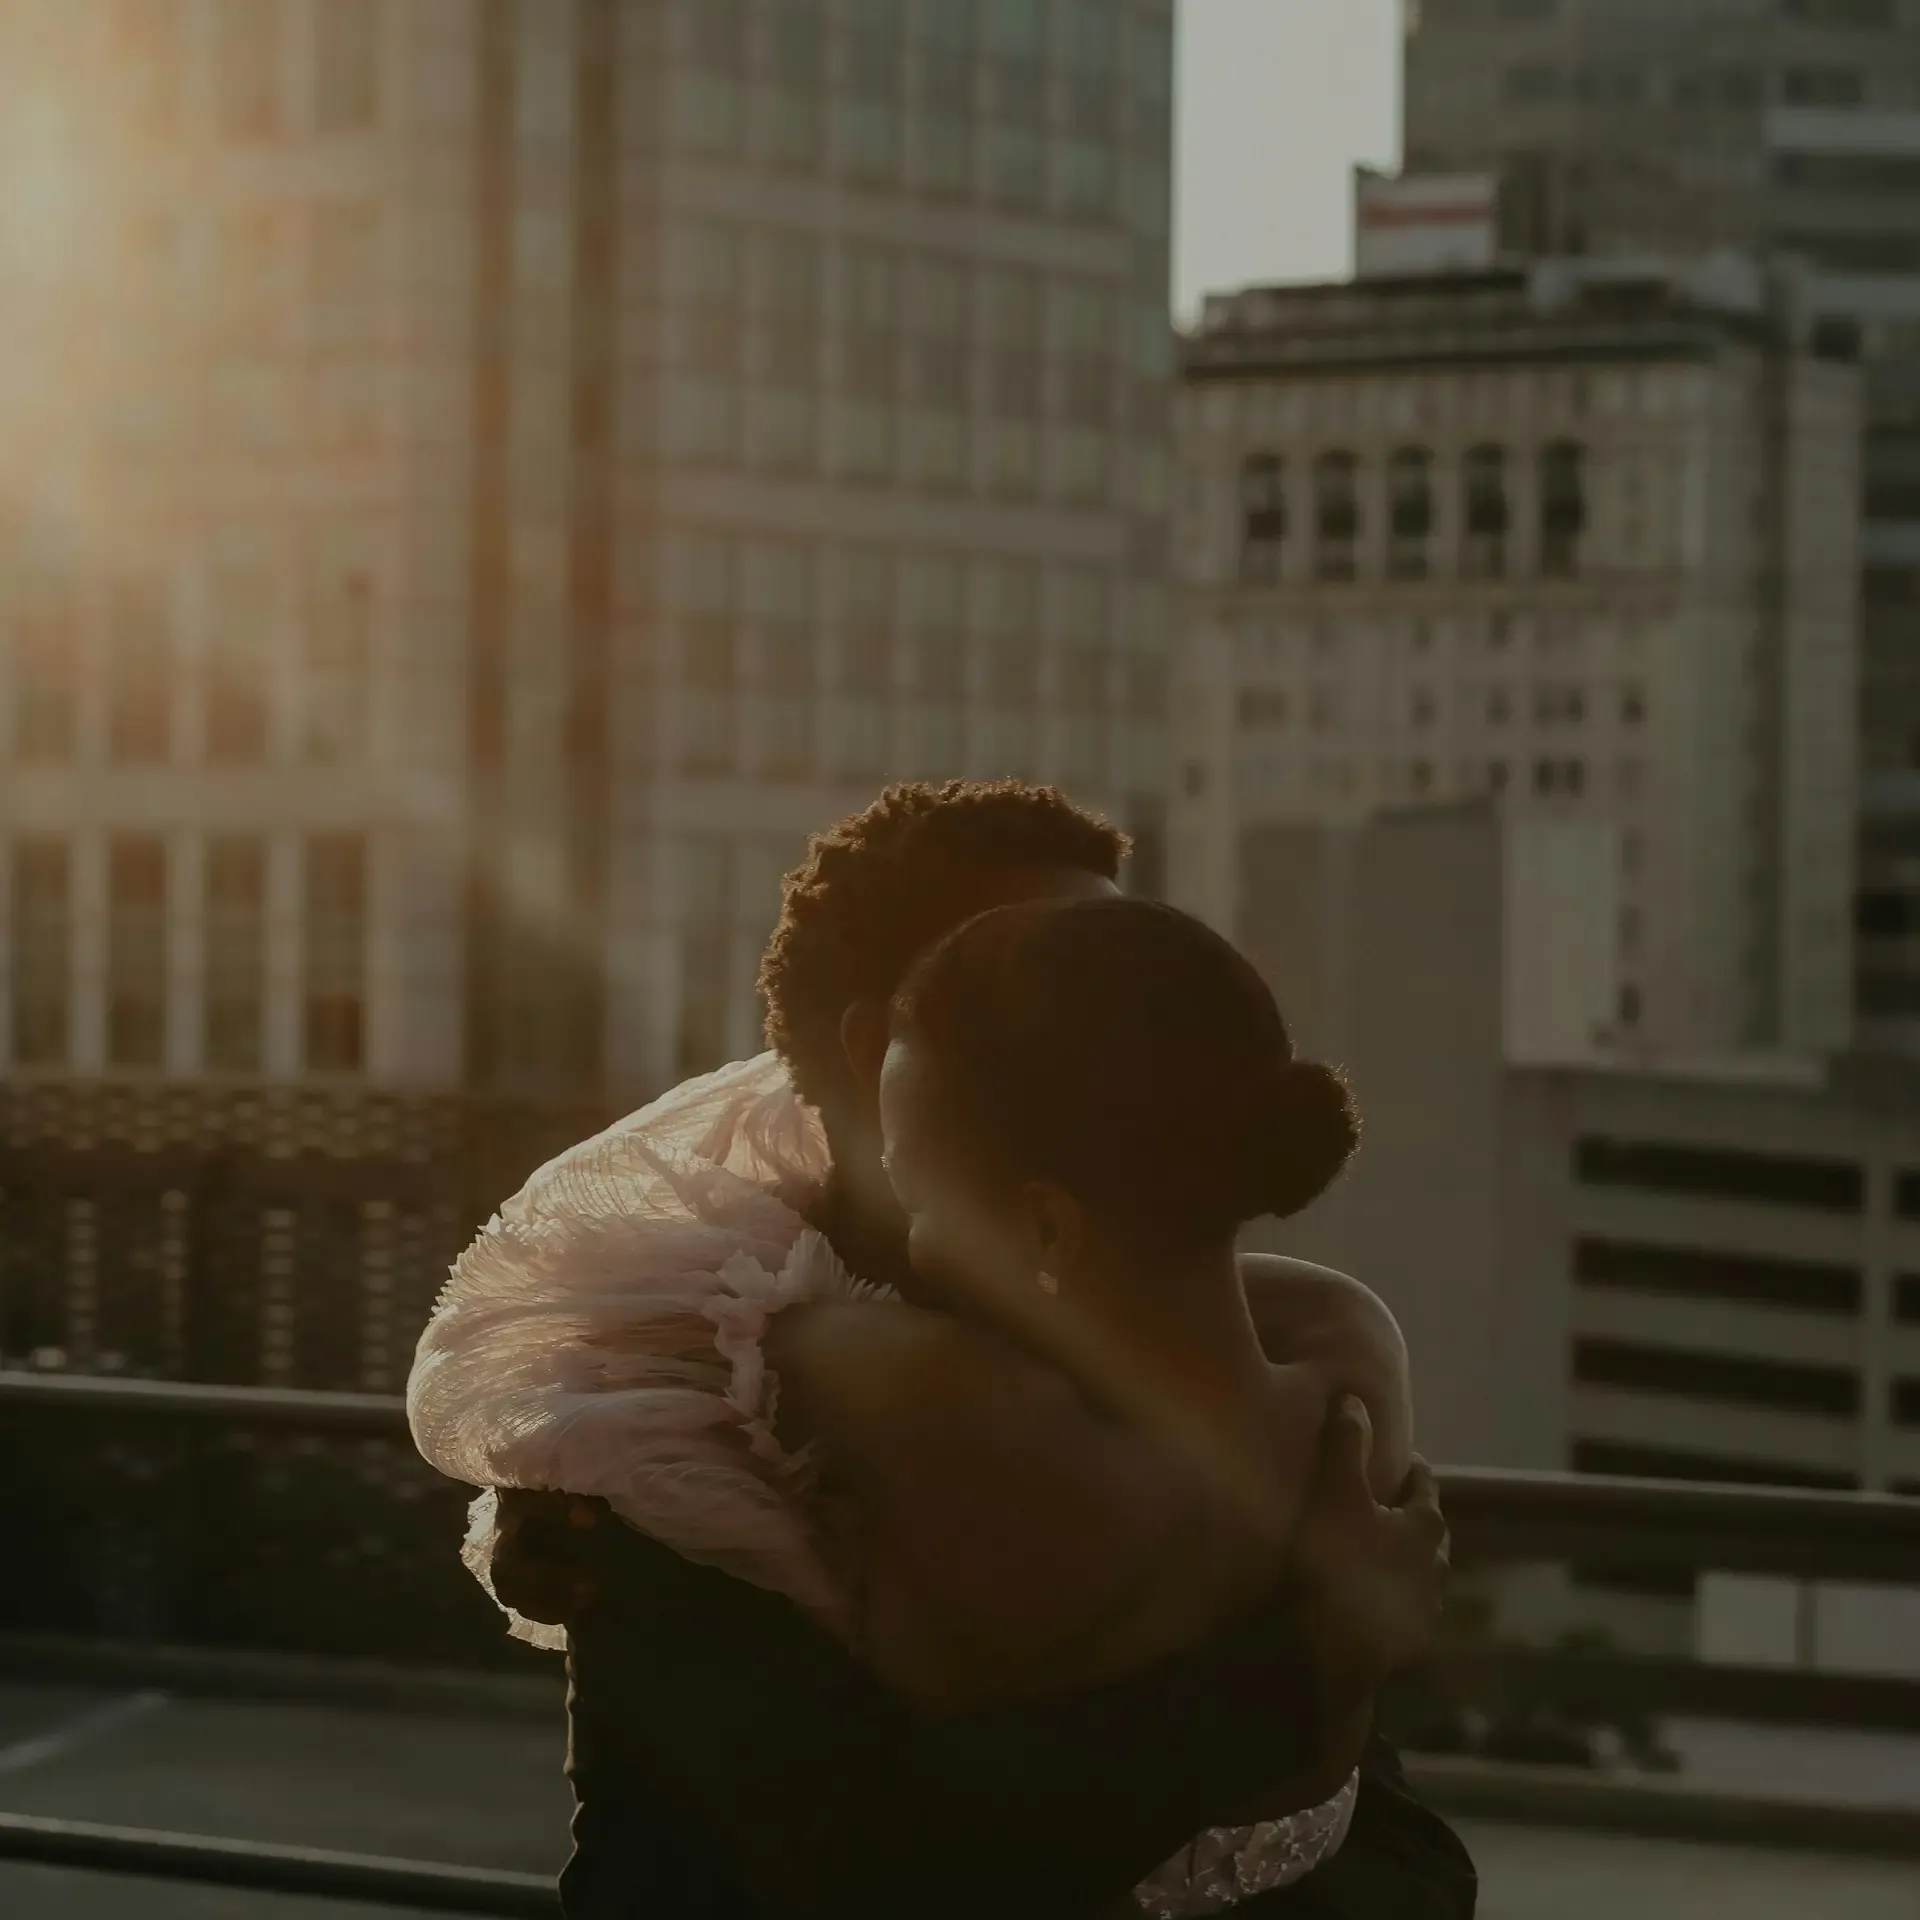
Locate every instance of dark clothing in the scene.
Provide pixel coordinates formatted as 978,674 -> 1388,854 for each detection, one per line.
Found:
557,1512 -> 1475,1920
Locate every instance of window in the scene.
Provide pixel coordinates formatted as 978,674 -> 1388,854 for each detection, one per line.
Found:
1463,445 -> 1509,579
1239,454 -> 1287,583
985,0 -> 1043,205
681,0 -> 746,150
1573,1338 -> 1860,1421
1578,1135 -> 1864,1214
769,0 -> 825,162
1782,0 -> 1894,24
1540,441 -> 1586,578
214,0 -> 280,138
107,580 -> 174,764
678,542 -> 739,776
9,596 -> 78,762
304,834 -> 366,1073
1575,1238 -> 1861,1316
315,0 -> 380,132
675,837 -> 734,1078
113,0 -> 186,135
1504,65 -> 1562,104
1782,68 -> 1866,107
843,246 -> 897,403
921,0 -> 974,188
844,0 -> 903,179
206,570 -> 272,763
1388,448 -> 1433,581
9,838 -> 69,1067
834,550 -> 894,778
311,204 -> 379,350
1776,151 -> 1920,195
108,836 -> 168,1069
303,559 -> 371,763
1313,452 -> 1359,583
761,232 -> 821,382
1238,688 -> 1290,728
205,837 -> 265,1071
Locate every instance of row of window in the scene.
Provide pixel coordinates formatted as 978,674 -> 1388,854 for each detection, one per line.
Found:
1235,682 -> 1648,732
1573,1335 -> 1862,1422
6,834 -> 366,1076
1503,61 -> 1890,110
1577,1135 -> 1869,1215
0,573 -> 371,770
676,228 -> 1167,397
663,688 -> 1158,789
115,0 -> 381,140
1236,443 -> 1587,587
1487,0 -> 1898,21
1225,750 -> 1651,813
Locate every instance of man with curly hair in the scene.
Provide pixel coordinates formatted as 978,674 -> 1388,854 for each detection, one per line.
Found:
473,781 -> 1473,1920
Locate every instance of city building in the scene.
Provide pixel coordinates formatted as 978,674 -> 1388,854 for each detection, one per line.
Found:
1170,261 -> 1861,1059
0,0 -> 1176,1114
1233,806 -> 1918,1656
0,0 -> 1175,1391
1399,0 -> 1920,1048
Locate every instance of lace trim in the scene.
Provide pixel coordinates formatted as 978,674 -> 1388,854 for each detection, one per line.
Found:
1131,1771 -> 1359,1915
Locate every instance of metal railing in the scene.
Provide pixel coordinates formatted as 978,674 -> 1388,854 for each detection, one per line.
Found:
2,1369 -> 1917,1907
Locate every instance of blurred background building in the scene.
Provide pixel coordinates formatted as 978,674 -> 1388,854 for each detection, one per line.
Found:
0,0 -> 1176,1115
0,0 -> 1176,1389
1169,260 -> 1860,1059
1399,0 -> 1920,1054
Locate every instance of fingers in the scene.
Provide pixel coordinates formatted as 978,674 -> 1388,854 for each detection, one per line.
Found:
1316,1394 -> 1375,1495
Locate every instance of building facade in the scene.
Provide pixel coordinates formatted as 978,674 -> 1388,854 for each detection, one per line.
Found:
1171,264 -> 1861,1059
1239,806 -> 1919,1507
1401,0 -> 1920,1049
0,0 -> 1175,1112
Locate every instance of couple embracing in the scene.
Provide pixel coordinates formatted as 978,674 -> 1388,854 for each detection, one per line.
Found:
409,781 -> 1476,1919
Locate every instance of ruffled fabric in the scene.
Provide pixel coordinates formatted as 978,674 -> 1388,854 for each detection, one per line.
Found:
410,1056 -> 863,1645
407,1051 -> 1355,1903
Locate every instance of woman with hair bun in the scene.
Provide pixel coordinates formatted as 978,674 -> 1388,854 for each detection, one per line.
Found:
419,882 -> 1425,1913
774,898 -> 1413,1717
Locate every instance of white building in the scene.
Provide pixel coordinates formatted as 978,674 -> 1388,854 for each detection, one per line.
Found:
1234,806 -> 1918,1490
0,0 -> 1175,1108
1172,261 -> 1861,1061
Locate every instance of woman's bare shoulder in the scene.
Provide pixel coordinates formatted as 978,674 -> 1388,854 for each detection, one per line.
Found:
1238,1255 -> 1407,1363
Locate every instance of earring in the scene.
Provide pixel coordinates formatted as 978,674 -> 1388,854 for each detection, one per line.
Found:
1037,1270 -> 1061,1297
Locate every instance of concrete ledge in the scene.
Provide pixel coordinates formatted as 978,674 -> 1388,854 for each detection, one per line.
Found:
0,1635 -> 562,1720
0,1812 -> 557,1916
1407,1754 -> 1920,1861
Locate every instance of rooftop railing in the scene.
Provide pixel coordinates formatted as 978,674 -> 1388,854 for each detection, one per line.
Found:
1,1369 -> 1916,1909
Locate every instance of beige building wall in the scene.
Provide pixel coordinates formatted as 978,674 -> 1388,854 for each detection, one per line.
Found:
0,0 -> 1178,1104
1173,267 -> 1862,1062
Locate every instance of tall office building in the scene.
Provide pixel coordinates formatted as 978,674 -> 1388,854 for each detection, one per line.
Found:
1172,263 -> 1861,1059
0,0 -> 1175,1108
1400,0 -> 1920,1049
0,0 -> 1173,1391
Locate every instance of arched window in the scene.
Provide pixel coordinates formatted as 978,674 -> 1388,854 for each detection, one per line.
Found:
1540,439 -> 1587,578
1313,451 -> 1359,582
1238,453 -> 1286,583
1463,444 -> 1509,579
1387,447 -> 1433,580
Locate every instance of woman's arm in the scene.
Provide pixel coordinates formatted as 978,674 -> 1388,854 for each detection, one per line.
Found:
1241,1254 -> 1415,1502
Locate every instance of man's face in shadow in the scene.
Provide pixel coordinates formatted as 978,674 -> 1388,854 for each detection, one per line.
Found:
829,863 -> 1120,1292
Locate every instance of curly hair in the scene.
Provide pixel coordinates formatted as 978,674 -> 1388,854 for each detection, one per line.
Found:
760,781 -> 1129,1111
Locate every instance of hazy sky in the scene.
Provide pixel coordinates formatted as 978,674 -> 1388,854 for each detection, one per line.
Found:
1174,0 -> 1402,319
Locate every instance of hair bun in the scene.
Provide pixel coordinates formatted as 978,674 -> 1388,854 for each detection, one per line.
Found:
1234,1059 -> 1360,1221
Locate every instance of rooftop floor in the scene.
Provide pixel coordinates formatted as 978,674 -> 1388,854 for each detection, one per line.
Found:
0,1678 -> 1913,1919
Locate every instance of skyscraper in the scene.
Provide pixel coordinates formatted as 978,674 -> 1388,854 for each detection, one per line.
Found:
1401,0 -> 1920,1051
0,0 -> 1176,1110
